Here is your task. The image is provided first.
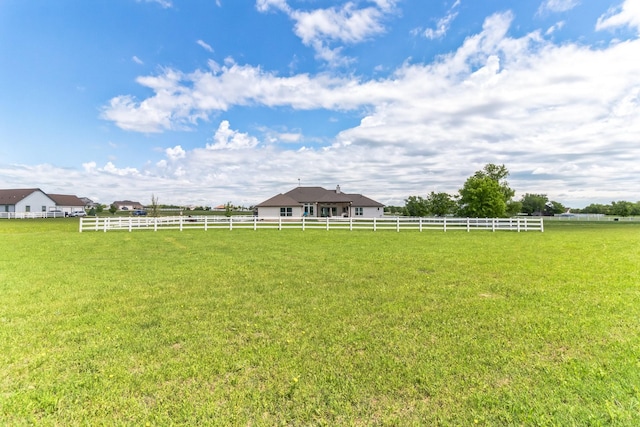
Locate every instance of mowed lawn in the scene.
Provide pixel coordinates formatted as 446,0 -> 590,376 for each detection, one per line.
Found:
1,219 -> 639,425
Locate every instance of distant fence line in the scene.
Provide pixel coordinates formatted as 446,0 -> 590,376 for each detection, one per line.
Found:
544,214 -> 640,221
79,216 -> 544,233
0,212 -> 65,219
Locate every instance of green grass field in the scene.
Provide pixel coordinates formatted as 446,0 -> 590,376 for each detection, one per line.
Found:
1,219 -> 639,425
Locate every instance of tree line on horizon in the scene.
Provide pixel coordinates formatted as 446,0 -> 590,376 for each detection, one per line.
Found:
384,163 -> 640,218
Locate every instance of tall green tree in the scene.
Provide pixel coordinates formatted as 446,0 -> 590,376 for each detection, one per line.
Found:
521,193 -> 548,215
425,191 -> 456,217
458,175 -> 507,217
404,196 -> 429,217
458,163 -> 517,217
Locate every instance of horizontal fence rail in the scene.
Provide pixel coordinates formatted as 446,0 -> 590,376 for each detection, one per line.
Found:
0,212 -> 66,219
79,216 -> 544,233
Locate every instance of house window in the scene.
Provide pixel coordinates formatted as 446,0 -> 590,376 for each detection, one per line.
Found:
303,203 -> 314,217
355,207 -> 363,216
280,207 -> 293,217
42,206 -> 46,212
26,205 -> 31,212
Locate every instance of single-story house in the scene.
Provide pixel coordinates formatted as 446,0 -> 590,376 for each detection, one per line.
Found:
48,194 -> 86,213
0,188 -> 86,217
0,188 -> 57,215
112,200 -> 144,211
255,185 -> 385,218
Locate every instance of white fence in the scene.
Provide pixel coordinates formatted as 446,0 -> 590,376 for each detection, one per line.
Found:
0,212 -> 65,219
79,216 -> 544,233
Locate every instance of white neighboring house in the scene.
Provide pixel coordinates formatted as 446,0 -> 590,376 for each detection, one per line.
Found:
112,200 -> 144,211
255,185 -> 385,218
0,188 -> 57,217
0,189 -> 87,218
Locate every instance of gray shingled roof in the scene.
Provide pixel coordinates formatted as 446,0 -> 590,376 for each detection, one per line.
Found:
48,194 -> 86,206
258,186 -> 384,207
255,193 -> 302,207
0,188 -> 46,204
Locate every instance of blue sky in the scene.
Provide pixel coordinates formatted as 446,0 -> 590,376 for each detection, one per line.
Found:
1,0 -> 639,208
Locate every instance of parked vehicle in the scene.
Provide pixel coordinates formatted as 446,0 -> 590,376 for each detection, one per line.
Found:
47,210 -> 65,218
132,210 -> 147,216
69,210 -> 87,217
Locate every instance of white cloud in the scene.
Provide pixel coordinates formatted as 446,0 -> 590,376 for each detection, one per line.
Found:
196,39 -> 214,52
545,21 -> 565,35
206,120 -> 260,150
137,0 -> 172,8
132,55 -> 144,65
102,161 -> 140,176
275,132 -> 302,143
256,0 -> 397,65
166,145 -> 186,160
538,0 -> 580,14
596,0 -> 640,33
423,1 -> 460,40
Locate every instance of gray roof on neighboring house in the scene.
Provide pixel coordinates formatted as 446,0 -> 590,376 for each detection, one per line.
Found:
257,186 -> 384,207
48,194 -> 86,207
0,188 -> 47,205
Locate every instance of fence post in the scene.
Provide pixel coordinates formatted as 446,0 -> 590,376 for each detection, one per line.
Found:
230,217 -> 233,231
492,218 -> 495,232
129,218 -> 132,232
443,217 -> 447,232
373,217 -> 377,232
419,217 -> 422,232
326,217 -> 329,231
279,217 -> 282,231
466,217 -> 470,232
517,217 -> 520,232
204,216 -> 208,231
396,217 -> 400,232
254,216 -> 257,231
103,217 -> 108,233
302,216 -> 305,231
540,218 -> 544,233
349,217 -> 353,231
154,217 -> 158,231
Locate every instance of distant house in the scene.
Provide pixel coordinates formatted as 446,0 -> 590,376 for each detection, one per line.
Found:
0,188 -> 85,217
80,197 -> 96,208
255,185 -> 385,218
48,194 -> 86,213
112,200 -> 144,211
